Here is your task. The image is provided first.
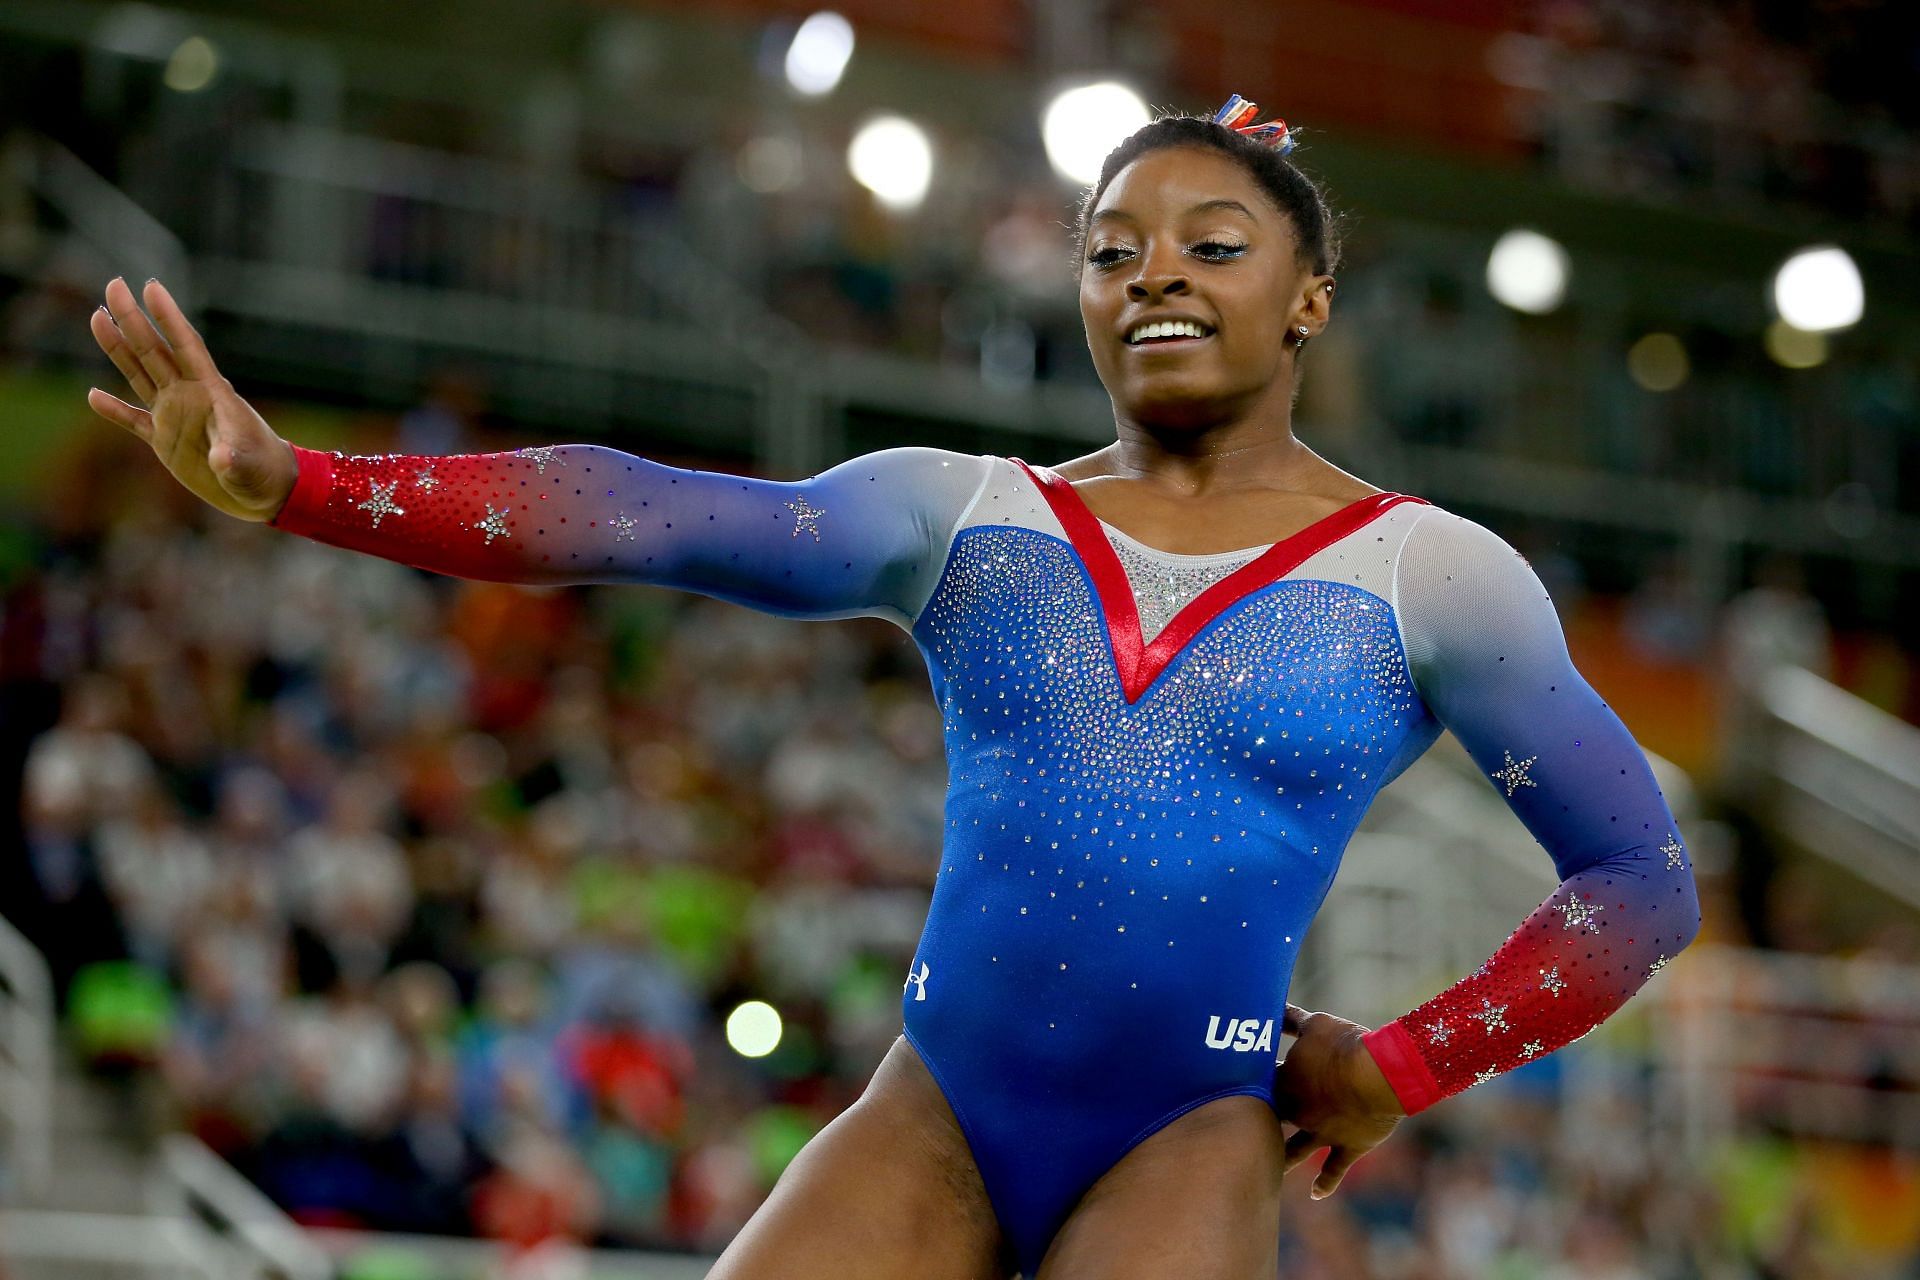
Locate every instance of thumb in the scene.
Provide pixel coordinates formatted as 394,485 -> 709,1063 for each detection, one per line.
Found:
1283,1003 -> 1309,1036
1311,1146 -> 1360,1200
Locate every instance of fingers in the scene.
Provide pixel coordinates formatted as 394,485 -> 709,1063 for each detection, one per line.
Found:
1282,1127 -> 1323,1175
87,388 -> 155,442
143,279 -> 220,381
1312,1146 -> 1361,1200
1282,1003 -> 1309,1036
103,277 -> 181,391
90,307 -> 158,404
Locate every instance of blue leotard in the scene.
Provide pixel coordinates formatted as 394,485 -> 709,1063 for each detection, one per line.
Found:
269,442 -> 1701,1273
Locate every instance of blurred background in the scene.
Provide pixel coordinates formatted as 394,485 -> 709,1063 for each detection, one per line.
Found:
0,0 -> 1917,1277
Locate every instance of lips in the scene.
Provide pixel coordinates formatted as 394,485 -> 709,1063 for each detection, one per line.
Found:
1123,316 -> 1216,347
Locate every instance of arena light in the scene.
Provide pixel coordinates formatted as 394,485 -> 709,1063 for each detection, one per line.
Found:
1626,333 -> 1688,392
784,12 -> 854,97
1042,82 -> 1150,187
1764,318 -> 1828,370
1771,245 -> 1863,333
738,135 -> 803,193
726,1000 -> 784,1058
163,35 -> 219,92
1485,228 -> 1569,314
847,115 -> 932,211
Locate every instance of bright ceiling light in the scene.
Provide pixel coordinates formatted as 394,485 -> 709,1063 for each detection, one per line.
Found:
848,115 -> 932,211
1764,318 -> 1828,369
1486,228 -> 1570,314
1042,81 -> 1150,187
163,35 -> 219,92
1771,245 -> 1863,333
785,12 -> 854,97
726,1001 -> 783,1058
1626,333 -> 1689,392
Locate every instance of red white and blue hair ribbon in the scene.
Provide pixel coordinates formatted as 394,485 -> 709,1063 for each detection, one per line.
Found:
1212,93 -> 1296,155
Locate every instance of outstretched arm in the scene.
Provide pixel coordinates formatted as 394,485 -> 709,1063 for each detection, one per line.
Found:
1359,509 -> 1702,1114
264,441 -> 984,624
86,276 -> 987,625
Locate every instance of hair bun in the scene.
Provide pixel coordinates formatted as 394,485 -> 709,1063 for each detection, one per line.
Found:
1212,93 -> 1296,155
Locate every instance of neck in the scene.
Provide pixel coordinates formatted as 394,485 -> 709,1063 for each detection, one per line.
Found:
1106,371 -> 1316,493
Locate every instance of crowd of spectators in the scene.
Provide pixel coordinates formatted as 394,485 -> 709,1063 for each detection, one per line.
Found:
1509,0 -> 1918,230
3,413 -> 1918,1277
7,423 -> 945,1252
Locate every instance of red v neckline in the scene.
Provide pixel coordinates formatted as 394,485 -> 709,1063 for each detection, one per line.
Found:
1009,458 -> 1428,704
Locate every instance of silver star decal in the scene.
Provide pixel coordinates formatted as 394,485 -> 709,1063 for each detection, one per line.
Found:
1466,998 -> 1509,1034
610,513 -> 637,543
475,503 -> 512,545
1556,895 -> 1603,931
1472,1068 -> 1497,1085
1646,954 -> 1669,977
1661,835 -> 1685,870
1519,1039 -> 1544,1059
357,479 -> 406,527
414,466 -> 439,492
786,495 -> 825,541
1491,750 -> 1538,796
1426,1019 -> 1453,1046
516,446 -> 563,475
1539,965 -> 1565,997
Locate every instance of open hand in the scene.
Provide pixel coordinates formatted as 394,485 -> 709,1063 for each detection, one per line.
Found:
1273,1003 -> 1405,1200
87,277 -> 297,523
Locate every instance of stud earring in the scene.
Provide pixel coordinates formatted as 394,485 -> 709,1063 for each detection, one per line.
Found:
1296,326 -> 1310,338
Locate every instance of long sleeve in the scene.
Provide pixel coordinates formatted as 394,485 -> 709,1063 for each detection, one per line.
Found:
266,442 -> 993,627
1359,509 -> 1701,1114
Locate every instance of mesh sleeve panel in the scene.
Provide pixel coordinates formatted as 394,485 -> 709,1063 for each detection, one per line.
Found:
1360,508 -> 1701,1113
266,442 -> 992,626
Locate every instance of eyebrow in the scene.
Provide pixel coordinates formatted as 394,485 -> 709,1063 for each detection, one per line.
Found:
1089,198 -> 1260,226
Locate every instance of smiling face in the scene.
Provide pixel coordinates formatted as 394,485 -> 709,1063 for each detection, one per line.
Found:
1079,144 -> 1330,431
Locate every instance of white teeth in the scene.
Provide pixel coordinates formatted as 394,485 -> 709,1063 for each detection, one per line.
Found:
1128,319 -> 1209,343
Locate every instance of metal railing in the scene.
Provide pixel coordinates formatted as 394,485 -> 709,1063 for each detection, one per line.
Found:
0,1208 -> 205,1278
306,1227 -> 714,1280
0,913 -> 54,1200
151,1136 -> 330,1280
0,130 -> 191,297
1649,943 -> 1920,1152
1734,662 -> 1920,910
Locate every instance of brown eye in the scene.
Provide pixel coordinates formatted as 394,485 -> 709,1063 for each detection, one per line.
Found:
1087,246 -> 1132,268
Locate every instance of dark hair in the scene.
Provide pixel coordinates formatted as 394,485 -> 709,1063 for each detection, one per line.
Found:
1072,113 -> 1345,279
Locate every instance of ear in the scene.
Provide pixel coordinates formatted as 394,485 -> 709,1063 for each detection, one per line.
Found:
1294,275 -> 1335,340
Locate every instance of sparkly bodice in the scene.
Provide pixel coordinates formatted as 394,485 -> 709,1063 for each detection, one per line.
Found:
905,515 -> 1431,1094
1103,528 -> 1268,646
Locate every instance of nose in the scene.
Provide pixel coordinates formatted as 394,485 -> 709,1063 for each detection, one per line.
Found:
1126,252 -> 1190,302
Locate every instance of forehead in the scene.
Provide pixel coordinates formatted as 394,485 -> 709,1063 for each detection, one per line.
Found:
1091,145 -> 1276,223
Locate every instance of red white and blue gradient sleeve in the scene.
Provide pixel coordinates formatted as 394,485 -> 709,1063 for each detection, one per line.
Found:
1360,510 -> 1702,1114
266,442 -> 990,625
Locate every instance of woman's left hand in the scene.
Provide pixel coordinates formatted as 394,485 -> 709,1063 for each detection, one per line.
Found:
1272,1003 -> 1406,1199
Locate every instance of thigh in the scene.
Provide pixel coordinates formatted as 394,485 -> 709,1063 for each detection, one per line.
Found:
1034,1095 -> 1287,1280
707,1036 -> 1008,1280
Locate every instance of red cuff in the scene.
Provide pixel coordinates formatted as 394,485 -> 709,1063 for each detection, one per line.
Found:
1361,1019 -> 1443,1117
267,444 -> 336,531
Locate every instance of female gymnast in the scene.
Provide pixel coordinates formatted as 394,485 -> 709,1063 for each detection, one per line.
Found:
86,95 -> 1698,1280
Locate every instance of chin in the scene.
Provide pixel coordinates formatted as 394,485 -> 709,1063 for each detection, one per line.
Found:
1117,384 -> 1233,431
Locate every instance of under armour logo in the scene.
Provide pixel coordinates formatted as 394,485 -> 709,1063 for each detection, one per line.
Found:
904,961 -> 930,1001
